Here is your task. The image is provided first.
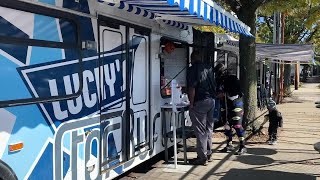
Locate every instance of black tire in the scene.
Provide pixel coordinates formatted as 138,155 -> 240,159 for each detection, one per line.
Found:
0,160 -> 17,180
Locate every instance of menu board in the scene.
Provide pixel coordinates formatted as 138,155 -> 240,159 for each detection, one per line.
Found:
163,48 -> 187,86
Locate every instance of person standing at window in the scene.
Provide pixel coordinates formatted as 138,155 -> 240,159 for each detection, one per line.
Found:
187,50 -> 216,165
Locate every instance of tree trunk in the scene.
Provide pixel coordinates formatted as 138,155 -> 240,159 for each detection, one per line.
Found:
278,12 -> 286,103
284,64 -> 291,96
237,10 -> 258,132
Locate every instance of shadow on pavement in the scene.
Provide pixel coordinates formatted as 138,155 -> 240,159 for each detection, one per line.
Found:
282,99 -> 305,103
246,148 -> 277,156
186,146 -> 197,152
220,169 -> 316,180
236,155 -> 274,166
280,139 -> 315,146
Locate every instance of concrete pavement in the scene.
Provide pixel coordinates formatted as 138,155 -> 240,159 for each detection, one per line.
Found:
122,83 -> 320,180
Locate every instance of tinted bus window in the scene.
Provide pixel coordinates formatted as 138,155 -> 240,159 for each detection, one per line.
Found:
0,6 -> 81,107
0,6 -> 77,44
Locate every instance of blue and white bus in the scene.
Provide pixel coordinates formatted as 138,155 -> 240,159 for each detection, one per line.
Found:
0,0 -> 252,179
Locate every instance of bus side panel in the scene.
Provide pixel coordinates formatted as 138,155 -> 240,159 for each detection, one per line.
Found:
0,1 -> 101,179
0,0 -> 193,179
0,6 -> 75,179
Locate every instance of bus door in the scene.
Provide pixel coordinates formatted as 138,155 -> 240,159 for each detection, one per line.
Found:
127,26 -> 150,159
98,19 -> 127,172
98,18 -> 151,172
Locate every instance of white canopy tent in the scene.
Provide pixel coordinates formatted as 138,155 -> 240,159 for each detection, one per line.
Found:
215,34 -> 315,64
256,44 -> 314,64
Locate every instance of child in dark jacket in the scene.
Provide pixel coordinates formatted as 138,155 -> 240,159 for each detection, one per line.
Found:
265,99 -> 283,145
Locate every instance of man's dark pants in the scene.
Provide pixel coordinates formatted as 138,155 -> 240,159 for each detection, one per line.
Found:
189,98 -> 215,161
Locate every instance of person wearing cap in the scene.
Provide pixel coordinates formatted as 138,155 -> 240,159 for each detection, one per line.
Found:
214,63 -> 247,155
265,98 -> 283,145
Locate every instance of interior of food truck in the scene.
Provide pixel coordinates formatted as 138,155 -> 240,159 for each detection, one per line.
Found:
160,38 -> 190,98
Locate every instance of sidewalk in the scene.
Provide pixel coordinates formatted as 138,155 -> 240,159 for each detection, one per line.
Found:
132,83 -> 320,180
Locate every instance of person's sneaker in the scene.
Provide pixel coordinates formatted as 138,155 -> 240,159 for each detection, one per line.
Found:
235,147 -> 247,155
207,154 -> 213,162
268,140 -> 273,145
271,140 -> 277,145
220,145 -> 235,152
189,158 -> 208,166
267,135 -> 273,143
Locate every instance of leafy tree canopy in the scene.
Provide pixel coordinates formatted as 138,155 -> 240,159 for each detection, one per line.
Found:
257,0 -> 320,55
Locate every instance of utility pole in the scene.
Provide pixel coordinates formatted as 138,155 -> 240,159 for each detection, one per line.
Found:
273,12 -> 281,102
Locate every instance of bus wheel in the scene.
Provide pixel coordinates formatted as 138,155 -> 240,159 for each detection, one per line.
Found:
0,160 -> 17,180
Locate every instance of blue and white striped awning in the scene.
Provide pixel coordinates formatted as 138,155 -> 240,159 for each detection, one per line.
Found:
98,0 -> 253,37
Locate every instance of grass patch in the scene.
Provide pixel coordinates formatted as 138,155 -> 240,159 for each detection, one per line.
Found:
299,82 -> 304,88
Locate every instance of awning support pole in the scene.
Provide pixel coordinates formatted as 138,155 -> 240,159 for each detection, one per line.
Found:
295,62 -> 300,90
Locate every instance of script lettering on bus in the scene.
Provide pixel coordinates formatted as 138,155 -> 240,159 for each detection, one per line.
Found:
54,110 -> 123,180
48,59 -> 126,120
19,47 -> 134,125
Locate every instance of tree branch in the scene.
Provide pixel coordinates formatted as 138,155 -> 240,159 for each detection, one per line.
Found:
305,27 -> 319,43
223,0 -> 239,13
298,30 -> 309,42
259,15 -> 273,33
251,0 -> 274,10
295,6 -> 314,42
293,22 -> 307,42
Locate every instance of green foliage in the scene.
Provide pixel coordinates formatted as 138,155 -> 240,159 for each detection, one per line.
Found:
259,0 -> 320,28
193,25 -> 240,40
193,25 -> 226,33
257,0 -> 320,55
315,57 -> 320,66
259,0 -> 310,16
256,19 -> 273,43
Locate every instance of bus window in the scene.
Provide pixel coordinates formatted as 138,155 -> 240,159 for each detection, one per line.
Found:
0,6 -> 81,108
0,6 -> 77,44
100,27 -> 124,110
160,39 -> 188,97
131,35 -> 148,105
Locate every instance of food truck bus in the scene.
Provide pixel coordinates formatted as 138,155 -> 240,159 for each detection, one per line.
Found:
0,0 -> 252,179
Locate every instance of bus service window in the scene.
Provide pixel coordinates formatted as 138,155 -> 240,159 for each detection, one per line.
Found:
160,39 -> 189,98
